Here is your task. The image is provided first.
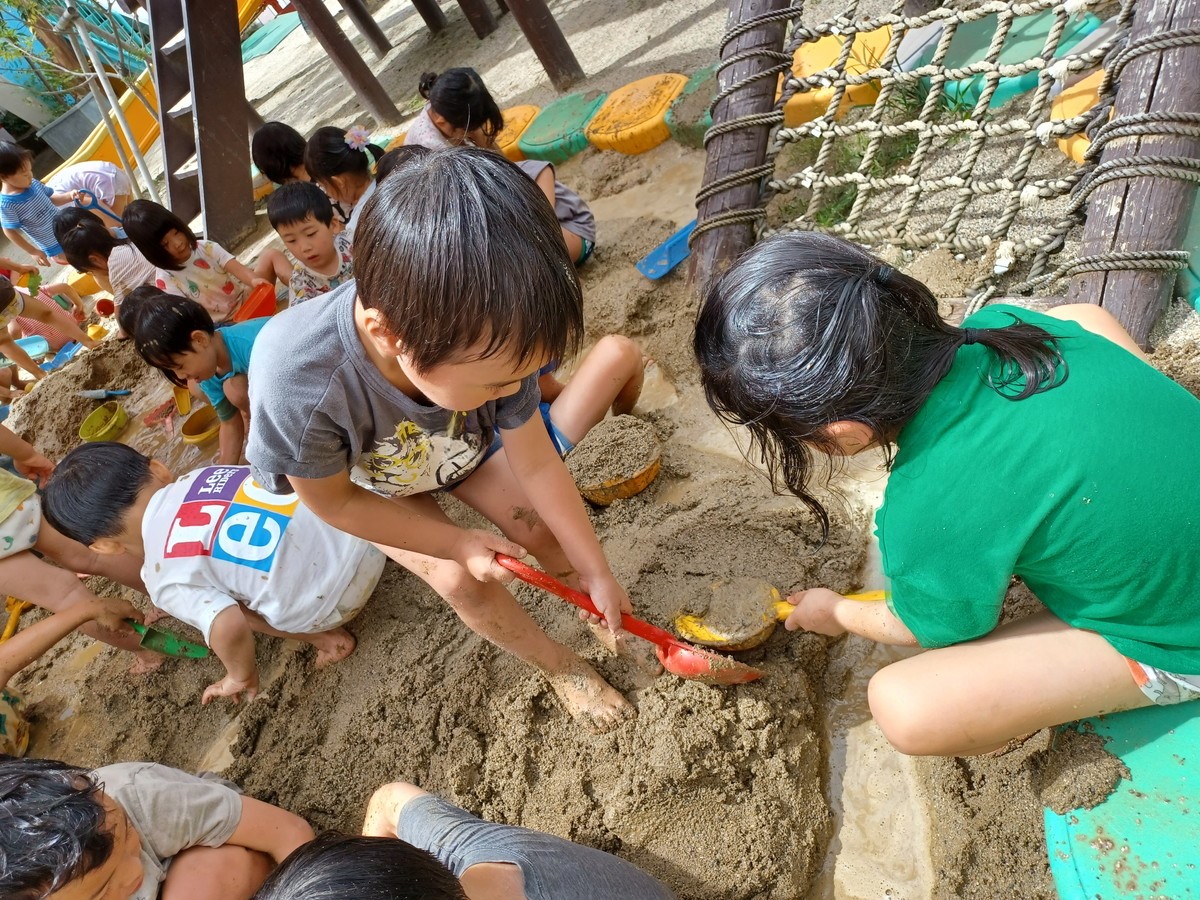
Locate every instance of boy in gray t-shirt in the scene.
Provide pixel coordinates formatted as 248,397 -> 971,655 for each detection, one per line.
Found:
255,781 -> 677,900
246,148 -> 646,733
0,757 -> 314,899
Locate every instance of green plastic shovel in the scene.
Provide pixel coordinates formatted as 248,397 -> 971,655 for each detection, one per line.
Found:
126,620 -> 210,658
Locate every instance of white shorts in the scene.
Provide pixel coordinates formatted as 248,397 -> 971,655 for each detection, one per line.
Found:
0,494 -> 40,560
1126,658 -> 1200,706
310,546 -> 386,632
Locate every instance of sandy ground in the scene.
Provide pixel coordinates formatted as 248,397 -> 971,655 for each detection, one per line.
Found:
5,1 -> 1200,897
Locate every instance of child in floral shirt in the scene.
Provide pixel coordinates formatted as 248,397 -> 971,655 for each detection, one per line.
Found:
266,182 -> 354,306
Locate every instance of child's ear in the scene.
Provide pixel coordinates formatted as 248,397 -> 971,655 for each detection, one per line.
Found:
87,252 -> 107,271
824,420 -> 876,455
330,218 -> 344,235
148,459 -> 173,483
191,330 -> 211,350
359,306 -> 403,356
90,538 -> 125,556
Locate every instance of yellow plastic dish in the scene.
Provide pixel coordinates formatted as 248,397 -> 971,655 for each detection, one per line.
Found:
497,105 -> 540,161
585,74 -> 688,154
181,406 -> 221,445
79,401 -> 128,442
782,26 -> 892,126
86,324 -> 108,341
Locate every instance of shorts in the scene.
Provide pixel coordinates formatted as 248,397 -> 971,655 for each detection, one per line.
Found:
309,545 -> 386,632
0,689 -> 29,756
478,402 -> 574,468
575,237 -> 595,267
0,495 -> 40,560
0,292 -> 25,330
1126,658 -> 1200,706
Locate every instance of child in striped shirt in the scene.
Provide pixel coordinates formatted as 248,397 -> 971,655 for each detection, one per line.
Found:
0,141 -> 79,265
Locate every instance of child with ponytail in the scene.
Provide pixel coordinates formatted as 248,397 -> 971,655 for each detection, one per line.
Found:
695,231 -> 1200,757
304,125 -> 384,237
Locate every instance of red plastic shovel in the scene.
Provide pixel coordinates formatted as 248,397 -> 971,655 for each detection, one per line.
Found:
496,555 -> 764,686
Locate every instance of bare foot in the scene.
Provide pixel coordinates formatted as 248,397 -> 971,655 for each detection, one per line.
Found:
311,627 -> 357,668
128,650 -> 166,675
546,655 -> 634,734
589,623 -> 663,675
142,603 -> 168,626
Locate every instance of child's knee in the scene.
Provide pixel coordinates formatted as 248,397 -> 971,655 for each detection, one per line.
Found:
163,845 -> 274,900
223,375 -> 249,410
594,334 -> 642,374
867,665 -> 947,756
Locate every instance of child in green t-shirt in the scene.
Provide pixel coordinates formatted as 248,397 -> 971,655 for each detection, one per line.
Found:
694,231 -> 1200,757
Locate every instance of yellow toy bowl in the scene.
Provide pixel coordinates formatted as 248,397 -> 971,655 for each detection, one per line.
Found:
79,401 -> 128,442
181,406 -> 221,445
579,454 -> 662,506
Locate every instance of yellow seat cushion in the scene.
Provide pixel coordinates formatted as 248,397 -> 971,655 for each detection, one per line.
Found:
1051,70 -> 1104,164
585,74 -> 688,154
68,270 -> 100,297
782,26 -> 892,127
497,105 -> 540,161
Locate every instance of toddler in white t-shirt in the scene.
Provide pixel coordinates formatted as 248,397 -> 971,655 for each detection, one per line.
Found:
43,442 -> 385,705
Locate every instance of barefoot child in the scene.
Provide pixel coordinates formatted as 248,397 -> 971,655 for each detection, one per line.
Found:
0,276 -> 97,383
247,148 -> 646,732
694,231 -> 1200,757
267,182 -> 353,305
0,756 -> 314,899
43,442 -> 386,705
122,200 -> 280,323
0,141 -> 78,266
121,288 -> 265,465
256,781 -> 676,900
0,425 -> 158,673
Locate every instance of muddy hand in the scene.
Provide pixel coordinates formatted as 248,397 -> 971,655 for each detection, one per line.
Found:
783,588 -> 848,637
576,572 -> 631,634
202,673 -> 259,705
453,529 -> 526,583
91,596 -> 142,635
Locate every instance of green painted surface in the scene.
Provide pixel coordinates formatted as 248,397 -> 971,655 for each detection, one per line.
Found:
518,91 -> 606,165
665,65 -> 718,149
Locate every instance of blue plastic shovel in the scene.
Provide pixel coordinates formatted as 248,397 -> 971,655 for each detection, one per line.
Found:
636,219 -> 697,280
74,190 -> 127,238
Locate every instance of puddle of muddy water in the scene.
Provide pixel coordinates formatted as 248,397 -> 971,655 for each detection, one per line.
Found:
113,380 -> 220,473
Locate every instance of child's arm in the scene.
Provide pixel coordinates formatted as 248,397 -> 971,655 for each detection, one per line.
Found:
49,189 -> 79,207
0,425 -> 53,484
0,336 -> 46,382
224,257 -> 271,289
223,796 -> 315,863
216,416 -> 246,466
0,256 -> 36,276
289,471 -> 525,581
783,588 -> 919,646
0,596 -> 135,690
1,229 -> 49,267
201,605 -> 260,705
499,416 -> 631,630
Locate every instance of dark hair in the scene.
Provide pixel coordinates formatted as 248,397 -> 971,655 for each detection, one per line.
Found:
254,833 -> 468,900
122,199 -> 197,271
121,288 -> 215,385
55,207 -> 125,272
43,443 -> 155,545
419,69 -> 504,143
0,756 -> 114,899
253,121 -> 307,184
374,145 -> 431,185
694,232 -> 1066,538
0,141 -> 33,178
304,126 -> 384,183
0,276 -> 15,315
355,147 -> 582,372
268,181 -> 335,229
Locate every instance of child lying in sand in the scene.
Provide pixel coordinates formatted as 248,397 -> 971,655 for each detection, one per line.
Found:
43,443 -> 385,705
255,781 -> 676,900
0,756 -> 313,899
694,231 -> 1200,757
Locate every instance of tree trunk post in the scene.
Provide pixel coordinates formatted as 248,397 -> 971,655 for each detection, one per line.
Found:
1066,0 -> 1200,347
410,0 -> 448,33
687,0 -> 790,290
337,0 -> 393,59
456,0 -> 499,38
504,0 -> 584,91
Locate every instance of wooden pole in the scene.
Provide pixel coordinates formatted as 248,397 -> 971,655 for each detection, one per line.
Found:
456,0 -> 499,38
1066,0 -> 1200,347
504,0 -> 584,91
292,0 -> 401,125
687,0 -> 790,289
410,0 -> 448,33
337,0 -> 393,59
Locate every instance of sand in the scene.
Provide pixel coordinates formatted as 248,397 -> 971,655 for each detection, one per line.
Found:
566,414 -> 660,486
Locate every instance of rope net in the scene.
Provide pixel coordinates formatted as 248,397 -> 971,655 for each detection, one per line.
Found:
732,0 -> 1163,302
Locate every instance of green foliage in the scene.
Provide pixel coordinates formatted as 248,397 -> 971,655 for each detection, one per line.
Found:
0,1 -> 80,118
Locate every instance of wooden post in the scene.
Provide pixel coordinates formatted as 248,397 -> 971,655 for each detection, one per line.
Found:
1066,0 -> 1200,347
292,0 -> 402,125
687,0 -> 790,289
337,0 -> 393,59
410,0 -> 448,33
456,0 -> 499,38
182,0 -> 255,246
504,0 -> 584,91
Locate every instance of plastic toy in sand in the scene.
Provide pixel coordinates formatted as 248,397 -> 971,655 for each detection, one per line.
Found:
181,406 -> 220,445
585,74 -> 688,154
496,105 -> 540,161
518,90 -> 607,165
79,401 -> 128,442
232,283 -> 277,322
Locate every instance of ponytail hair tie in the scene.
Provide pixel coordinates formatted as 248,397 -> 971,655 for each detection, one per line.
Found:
961,327 -> 982,346
345,125 -> 371,152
